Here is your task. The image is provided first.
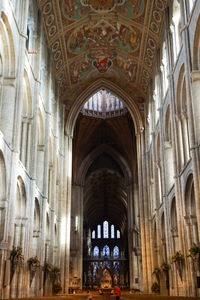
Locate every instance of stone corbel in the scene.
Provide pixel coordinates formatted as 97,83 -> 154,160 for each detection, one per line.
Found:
164,140 -> 172,149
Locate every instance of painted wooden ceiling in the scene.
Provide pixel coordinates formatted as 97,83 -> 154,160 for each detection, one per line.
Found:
38,0 -> 167,103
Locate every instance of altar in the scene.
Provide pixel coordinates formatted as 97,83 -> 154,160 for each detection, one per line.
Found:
100,269 -> 112,289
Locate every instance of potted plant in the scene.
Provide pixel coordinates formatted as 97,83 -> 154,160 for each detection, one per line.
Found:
10,246 -> 24,265
27,256 -> 40,286
44,262 -> 53,273
171,251 -> 184,280
27,256 -> 40,270
10,246 -> 24,282
188,244 -> 200,272
52,281 -> 62,294
151,281 -> 160,294
161,262 -> 170,274
161,262 -> 170,292
152,267 -> 161,282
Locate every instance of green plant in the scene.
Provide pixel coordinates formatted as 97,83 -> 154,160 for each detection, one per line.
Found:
188,244 -> 200,258
171,251 -> 184,264
27,256 -> 40,267
151,282 -> 160,294
152,267 -> 161,275
188,244 -> 200,272
161,262 -> 170,272
44,262 -> 53,272
53,281 -> 62,294
152,267 -> 161,281
10,246 -> 24,264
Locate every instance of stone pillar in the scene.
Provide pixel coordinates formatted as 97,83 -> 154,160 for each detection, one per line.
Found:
61,134 -> 72,293
180,3 -> 200,244
137,129 -> 152,292
20,119 -> 28,166
71,183 -> 84,287
191,71 -> 200,236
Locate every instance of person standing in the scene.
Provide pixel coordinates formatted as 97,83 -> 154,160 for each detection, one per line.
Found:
115,286 -> 121,300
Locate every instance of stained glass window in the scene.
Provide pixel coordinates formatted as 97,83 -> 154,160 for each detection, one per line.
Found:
111,225 -> 114,238
117,230 -> 120,238
97,225 -> 101,238
113,246 -> 119,258
103,245 -> 110,257
93,246 -> 99,258
92,230 -> 95,239
103,220 -> 109,238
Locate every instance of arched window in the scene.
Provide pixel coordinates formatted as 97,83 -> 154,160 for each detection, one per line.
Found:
111,225 -> 115,238
92,230 -> 95,239
97,225 -> 101,238
113,246 -> 119,258
103,245 -> 110,257
117,230 -> 120,239
93,246 -> 99,258
103,220 -> 109,238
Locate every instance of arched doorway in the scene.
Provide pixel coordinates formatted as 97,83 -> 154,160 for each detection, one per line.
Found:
67,87 -> 144,291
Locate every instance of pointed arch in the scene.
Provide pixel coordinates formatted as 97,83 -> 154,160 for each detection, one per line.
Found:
65,79 -> 143,137
0,12 -> 15,77
76,143 -> 132,185
0,150 -> 6,241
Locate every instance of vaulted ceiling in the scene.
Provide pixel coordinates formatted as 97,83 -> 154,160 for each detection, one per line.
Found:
73,110 -> 137,233
38,0 -> 167,106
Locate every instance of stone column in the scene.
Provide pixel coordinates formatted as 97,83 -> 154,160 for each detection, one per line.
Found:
137,129 -> 152,292
71,183 -> 84,287
180,2 -> 200,242
20,118 -> 28,166
61,134 -> 72,293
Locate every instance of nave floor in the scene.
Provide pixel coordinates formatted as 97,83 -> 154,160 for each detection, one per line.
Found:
12,293 -> 199,300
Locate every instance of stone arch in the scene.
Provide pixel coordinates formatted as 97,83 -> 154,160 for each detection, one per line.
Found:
164,105 -> 172,142
0,11 -> 15,77
163,105 -> 174,191
37,108 -> 45,145
16,176 -> 26,219
22,70 -> 33,117
161,212 -> 167,263
184,173 -> 199,246
36,108 -> 45,191
152,221 -> 158,268
171,0 -> 182,60
76,144 -> 132,186
46,212 -> 50,241
20,70 -> 33,168
0,54 -> 2,77
34,198 -> 40,232
48,137 -> 53,203
65,79 -> 143,137
155,133 -> 162,206
193,12 -> 200,70
170,197 -> 178,252
176,65 -> 190,168
14,176 -> 27,248
32,198 -> 40,255
0,150 -> 6,241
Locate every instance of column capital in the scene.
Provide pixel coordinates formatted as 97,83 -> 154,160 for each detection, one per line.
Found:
191,70 -> 200,82
65,133 -> 73,139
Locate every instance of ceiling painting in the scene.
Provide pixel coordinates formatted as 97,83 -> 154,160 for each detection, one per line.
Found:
39,0 -> 168,102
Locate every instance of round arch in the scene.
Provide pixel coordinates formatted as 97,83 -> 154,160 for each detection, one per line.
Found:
65,78 -> 144,137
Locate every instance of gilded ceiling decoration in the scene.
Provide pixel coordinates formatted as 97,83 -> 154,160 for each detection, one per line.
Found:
38,0 -> 167,102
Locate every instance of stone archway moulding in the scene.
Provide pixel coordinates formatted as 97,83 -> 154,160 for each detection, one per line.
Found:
75,143 -> 132,186
65,78 -> 144,138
